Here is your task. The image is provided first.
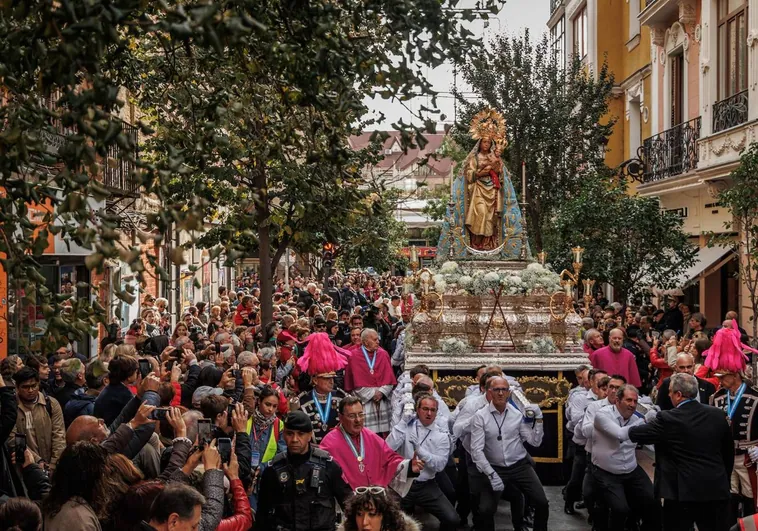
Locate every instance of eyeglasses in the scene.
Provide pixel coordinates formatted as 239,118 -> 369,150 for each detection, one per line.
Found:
19,383 -> 39,391
490,387 -> 510,394
343,413 -> 365,421
355,486 -> 385,495
419,407 -> 438,413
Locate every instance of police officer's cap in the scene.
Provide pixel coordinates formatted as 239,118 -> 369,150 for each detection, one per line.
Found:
285,411 -> 313,433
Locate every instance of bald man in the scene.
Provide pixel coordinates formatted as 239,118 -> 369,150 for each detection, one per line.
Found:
657,353 -> 716,411
589,329 -> 641,387
66,403 -> 157,459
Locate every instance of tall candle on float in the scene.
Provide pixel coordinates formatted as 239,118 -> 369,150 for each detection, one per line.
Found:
521,161 -> 526,203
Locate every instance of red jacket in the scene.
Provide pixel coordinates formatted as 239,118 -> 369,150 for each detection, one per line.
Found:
216,478 -> 253,531
649,346 -> 673,388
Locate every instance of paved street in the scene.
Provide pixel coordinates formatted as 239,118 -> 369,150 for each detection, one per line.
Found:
416,486 -> 591,530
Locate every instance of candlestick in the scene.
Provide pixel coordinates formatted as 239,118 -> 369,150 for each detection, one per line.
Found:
521,161 -> 526,204
572,246 -> 584,264
537,251 -> 546,265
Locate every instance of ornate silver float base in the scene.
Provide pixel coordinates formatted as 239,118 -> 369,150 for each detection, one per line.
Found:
405,350 -> 590,371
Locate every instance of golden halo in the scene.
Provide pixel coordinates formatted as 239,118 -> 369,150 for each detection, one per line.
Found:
469,108 -> 507,150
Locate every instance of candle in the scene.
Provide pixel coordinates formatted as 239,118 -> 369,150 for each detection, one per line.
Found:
521,161 -> 526,204
564,281 -> 573,297
410,245 -> 418,264
572,246 -> 584,264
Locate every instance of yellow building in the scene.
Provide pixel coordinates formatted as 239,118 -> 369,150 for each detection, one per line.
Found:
549,0 -> 751,328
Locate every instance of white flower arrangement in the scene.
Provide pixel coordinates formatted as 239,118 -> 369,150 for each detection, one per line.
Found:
520,263 -> 561,293
457,275 -> 473,288
432,274 -> 445,285
440,336 -> 473,355
439,261 -> 460,274
434,280 -> 448,293
528,336 -> 558,355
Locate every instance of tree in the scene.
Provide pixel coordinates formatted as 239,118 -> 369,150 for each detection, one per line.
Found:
543,174 -> 696,303
453,31 -> 616,250
125,1 -> 505,323
711,142 -> 758,341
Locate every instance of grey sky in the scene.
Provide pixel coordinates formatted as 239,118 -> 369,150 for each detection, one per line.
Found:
364,0 -> 549,130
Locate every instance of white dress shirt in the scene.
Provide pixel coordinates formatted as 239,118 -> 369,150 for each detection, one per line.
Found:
591,405 -> 644,474
568,389 -> 598,446
578,397 -> 609,454
470,402 -> 544,477
453,394 -> 488,451
386,417 -> 450,482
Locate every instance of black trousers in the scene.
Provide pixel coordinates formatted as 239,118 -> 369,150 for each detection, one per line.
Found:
663,499 -> 729,531
592,465 -> 659,531
401,480 -> 460,531
478,458 -> 549,531
455,442 -> 472,520
565,445 -> 586,504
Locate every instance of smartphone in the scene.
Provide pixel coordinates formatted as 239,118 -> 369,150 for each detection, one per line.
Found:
231,369 -> 240,379
138,358 -> 152,379
217,437 -> 232,464
149,408 -> 170,421
227,403 -> 236,427
214,341 -> 221,354
198,419 -> 213,448
15,434 -> 26,464
166,359 -> 176,373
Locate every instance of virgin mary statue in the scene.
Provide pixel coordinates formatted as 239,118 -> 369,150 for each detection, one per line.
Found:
436,108 -> 527,260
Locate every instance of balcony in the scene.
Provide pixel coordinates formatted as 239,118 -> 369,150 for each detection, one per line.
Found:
103,120 -> 140,197
639,0 -> 695,31
642,117 -> 701,183
550,0 -> 563,14
713,90 -> 749,134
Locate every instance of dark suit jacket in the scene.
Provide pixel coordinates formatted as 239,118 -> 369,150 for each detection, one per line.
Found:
657,376 -> 716,411
629,400 -> 733,502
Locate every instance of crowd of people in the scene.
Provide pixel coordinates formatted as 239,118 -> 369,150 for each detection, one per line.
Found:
0,270 -> 757,531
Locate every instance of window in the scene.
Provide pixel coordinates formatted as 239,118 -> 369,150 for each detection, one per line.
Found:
572,5 -> 588,60
550,16 -> 566,69
671,52 -> 685,126
718,0 -> 748,99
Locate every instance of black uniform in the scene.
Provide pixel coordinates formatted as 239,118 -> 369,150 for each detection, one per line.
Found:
297,388 -> 347,444
256,446 -> 352,531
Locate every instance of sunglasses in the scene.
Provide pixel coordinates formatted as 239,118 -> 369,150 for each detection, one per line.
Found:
355,486 -> 385,495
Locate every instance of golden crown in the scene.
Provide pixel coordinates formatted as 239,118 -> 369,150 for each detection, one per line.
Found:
469,108 -> 507,149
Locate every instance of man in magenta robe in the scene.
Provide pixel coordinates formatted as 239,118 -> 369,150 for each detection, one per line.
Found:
589,328 -> 642,386
343,328 -> 396,436
320,395 -> 423,493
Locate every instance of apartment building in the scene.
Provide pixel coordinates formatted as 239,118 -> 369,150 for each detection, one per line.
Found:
549,0 -> 750,326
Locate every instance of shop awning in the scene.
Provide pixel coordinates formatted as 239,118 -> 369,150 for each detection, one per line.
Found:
651,244 -> 733,296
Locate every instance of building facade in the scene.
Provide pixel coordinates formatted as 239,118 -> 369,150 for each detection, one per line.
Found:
549,0 -> 753,327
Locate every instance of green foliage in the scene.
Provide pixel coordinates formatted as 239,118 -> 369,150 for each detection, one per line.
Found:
338,190 -> 408,273
453,31 -> 616,249
0,0 -> 505,341
711,142 -> 758,339
543,174 -> 696,302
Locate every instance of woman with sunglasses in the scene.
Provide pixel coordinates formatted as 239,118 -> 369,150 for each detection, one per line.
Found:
338,486 -> 421,531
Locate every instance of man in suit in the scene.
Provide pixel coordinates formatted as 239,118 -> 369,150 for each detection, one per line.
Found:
628,373 -> 733,531
657,353 -> 716,410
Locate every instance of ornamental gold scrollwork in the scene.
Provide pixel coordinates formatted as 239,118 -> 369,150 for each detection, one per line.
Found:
516,375 -> 572,408
436,375 -> 477,408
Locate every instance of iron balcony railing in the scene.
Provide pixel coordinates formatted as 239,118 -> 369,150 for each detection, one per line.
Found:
645,0 -> 660,7
550,0 -> 563,14
103,120 -> 140,196
713,89 -> 749,134
642,116 -> 701,183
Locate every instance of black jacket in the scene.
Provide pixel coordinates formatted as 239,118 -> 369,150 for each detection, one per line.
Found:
64,388 -> 97,427
628,400 -> 733,502
94,382 -> 135,426
657,376 -> 716,411
0,386 -> 22,498
54,382 -> 83,410
661,307 -> 684,335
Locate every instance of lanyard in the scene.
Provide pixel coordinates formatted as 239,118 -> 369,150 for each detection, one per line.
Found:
491,410 -> 508,440
340,426 -> 364,464
251,423 -> 265,444
312,390 -> 332,423
676,399 -> 694,408
727,383 -> 747,420
414,423 -> 432,451
361,346 -> 377,374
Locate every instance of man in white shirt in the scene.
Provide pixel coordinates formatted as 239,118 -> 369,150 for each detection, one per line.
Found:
591,384 -> 659,531
470,376 -> 548,531
564,368 -> 607,514
387,394 -> 459,531
579,374 -> 625,525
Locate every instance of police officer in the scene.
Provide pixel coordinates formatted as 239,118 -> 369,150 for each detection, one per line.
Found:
256,410 -> 352,531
